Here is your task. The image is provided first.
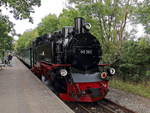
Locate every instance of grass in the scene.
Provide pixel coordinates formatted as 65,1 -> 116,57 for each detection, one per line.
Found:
109,79 -> 150,99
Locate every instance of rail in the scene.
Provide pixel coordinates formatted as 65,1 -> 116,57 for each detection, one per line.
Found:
66,98 -> 137,113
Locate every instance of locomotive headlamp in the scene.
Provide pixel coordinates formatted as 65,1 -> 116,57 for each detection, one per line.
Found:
108,68 -> 116,75
60,69 -> 68,77
101,72 -> 107,79
84,23 -> 91,30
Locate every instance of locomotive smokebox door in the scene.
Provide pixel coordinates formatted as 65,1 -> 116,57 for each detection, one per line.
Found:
74,17 -> 85,34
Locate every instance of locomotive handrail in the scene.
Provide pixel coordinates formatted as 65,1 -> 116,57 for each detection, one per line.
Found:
97,64 -> 110,66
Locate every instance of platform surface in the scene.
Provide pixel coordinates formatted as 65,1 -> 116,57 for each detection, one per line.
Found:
0,57 -> 74,113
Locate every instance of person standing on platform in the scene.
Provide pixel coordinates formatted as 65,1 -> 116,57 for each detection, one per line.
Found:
7,54 -> 13,65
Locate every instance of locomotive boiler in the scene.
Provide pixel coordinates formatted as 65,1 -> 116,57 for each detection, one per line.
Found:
18,17 -> 115,102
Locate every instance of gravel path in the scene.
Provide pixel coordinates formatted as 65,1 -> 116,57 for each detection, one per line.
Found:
106,88 -> 150,113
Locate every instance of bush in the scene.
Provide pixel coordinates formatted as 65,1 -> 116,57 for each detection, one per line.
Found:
118,38 -> 150,83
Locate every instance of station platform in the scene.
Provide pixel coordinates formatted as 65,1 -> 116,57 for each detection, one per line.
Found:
0,57 -> 74,113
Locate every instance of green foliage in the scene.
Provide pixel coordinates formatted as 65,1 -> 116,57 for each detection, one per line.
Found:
15,14 -> 59,51
0,15 -> 13,35
15,29 -> 38,51
136,0 -> 150,34
119,38 -> 150,82
0,0 -> 41,21
0,0 -> 41,60
58,8 -> 81,28
0,35 -> 13,51
69,0 -> 136,41
37,14 -> 59,35
0,15 -> 14,59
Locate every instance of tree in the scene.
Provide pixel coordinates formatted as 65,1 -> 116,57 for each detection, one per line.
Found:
0,0 -> 41,21
37,14 -> 59,35
136,0 -> 150,34
0,0 -> 41,61
0,15 -> 14,60
68,0 -> 137,64
15,29 -> 38,51
0,15 -> 13,34
58,8 -> 81,29
120,37 -> 150,83
69,0 -> 136,41
15,14 -> 60,51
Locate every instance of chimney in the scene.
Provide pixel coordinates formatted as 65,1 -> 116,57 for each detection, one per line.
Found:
74,17 -> 85,34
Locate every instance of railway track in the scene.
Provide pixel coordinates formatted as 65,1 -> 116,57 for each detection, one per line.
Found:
67,99 -> 137,113
98,99 -> 137,113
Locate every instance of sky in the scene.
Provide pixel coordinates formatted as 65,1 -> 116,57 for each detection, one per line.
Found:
6,0 -> 67,40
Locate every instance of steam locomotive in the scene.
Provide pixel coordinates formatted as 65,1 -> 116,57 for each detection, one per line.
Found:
18,17 -> 115,102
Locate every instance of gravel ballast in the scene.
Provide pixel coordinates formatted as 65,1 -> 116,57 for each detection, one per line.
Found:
106,88 -> 150,113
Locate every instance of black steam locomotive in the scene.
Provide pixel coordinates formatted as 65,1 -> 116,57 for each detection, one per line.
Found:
18,17 -> 115,102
